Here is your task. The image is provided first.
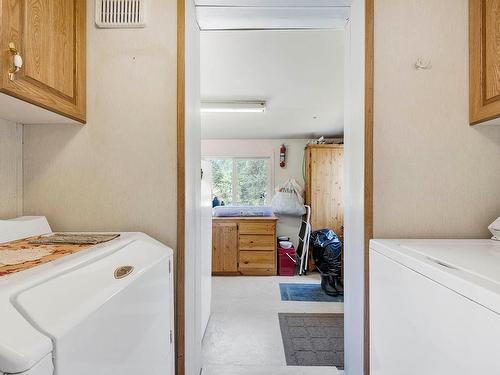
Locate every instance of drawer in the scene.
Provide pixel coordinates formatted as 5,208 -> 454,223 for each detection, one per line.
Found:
239,221 -> 275,235
239,234 -> 275,251
239,267 -> 276,276
239,251 -> 275,269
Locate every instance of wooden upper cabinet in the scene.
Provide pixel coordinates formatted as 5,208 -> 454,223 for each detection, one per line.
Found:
470,0 -> 500,125
0,0 -> 86,123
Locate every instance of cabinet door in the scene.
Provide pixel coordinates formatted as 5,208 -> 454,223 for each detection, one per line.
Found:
470,0 -> 500,125
309,147 -> 344,235
1,0 -> 86,122
212,222 -> 238,274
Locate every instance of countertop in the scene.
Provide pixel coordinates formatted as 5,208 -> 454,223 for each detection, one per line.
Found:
212,216 -> 278,221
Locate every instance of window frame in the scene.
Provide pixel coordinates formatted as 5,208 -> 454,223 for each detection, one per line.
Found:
205,156 -> 274,206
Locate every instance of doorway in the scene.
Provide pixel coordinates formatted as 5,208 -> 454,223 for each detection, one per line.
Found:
177,1 -> 373,374
200,27 -> 346,373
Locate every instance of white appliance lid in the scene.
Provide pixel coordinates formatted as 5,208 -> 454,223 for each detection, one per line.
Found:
0,232 -> 157,374
371,239 -> 500,314
0,306 -> 53,374
13,239 -> 170,347
0,216 -> 51,244
0,216 -> 53,374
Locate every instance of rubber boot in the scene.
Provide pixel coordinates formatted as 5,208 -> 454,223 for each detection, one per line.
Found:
331,275 -> 344,296
321,275 -> 339,296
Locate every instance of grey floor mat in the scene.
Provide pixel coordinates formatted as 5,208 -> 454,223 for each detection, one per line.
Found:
278,313 -> 344,369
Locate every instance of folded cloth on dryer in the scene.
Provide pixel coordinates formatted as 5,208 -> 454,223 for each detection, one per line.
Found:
0,236 -> 96,277
29,233 -> 120,245
0,248 -> 53,266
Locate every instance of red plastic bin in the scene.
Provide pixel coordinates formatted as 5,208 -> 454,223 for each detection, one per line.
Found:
278,245 -> 297,276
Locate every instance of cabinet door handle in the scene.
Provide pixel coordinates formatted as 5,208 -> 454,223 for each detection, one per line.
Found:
8,42 -> 23,81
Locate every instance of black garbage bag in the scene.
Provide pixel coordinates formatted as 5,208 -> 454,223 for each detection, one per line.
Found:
310,229 -> 343,296
310,229 -> 342,275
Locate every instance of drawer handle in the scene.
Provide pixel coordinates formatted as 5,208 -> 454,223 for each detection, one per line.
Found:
8,42 -> 23,81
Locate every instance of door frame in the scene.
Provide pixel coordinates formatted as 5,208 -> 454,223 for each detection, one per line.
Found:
176,0 -> 186,373
364,1 -> 374,373
175,0 -> 375,374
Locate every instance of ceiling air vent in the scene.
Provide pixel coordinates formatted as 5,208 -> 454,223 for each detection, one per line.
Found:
95,0 -> 146,28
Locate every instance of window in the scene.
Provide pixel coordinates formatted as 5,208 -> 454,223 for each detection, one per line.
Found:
208,157 -> 271,206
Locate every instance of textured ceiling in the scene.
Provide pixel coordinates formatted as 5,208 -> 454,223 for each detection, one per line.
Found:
201,30 -> 345,139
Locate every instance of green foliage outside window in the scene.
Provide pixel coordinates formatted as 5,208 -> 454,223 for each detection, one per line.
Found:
236,159 -> 268,205
210,159 -> 233,205
209,158 -> 270,206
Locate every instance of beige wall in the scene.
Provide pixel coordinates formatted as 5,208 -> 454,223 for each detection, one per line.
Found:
0,119 -> 22,219
22,0 -> 178,246
202,139 -> 310,246
374,0 -> 500,239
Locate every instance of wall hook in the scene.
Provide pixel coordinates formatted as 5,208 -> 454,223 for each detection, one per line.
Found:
415,58 -> 432,70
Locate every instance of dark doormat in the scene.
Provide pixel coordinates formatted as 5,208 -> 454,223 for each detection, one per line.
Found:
278,313 -> 344,369
279,283 -> 344,302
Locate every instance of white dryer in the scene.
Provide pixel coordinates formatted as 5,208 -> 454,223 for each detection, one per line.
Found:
0,217 -> 174,375
370,239 -> 500,375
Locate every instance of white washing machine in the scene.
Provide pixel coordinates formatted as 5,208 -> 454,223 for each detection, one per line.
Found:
370,239 -> 500,375
0,217 -> 174,375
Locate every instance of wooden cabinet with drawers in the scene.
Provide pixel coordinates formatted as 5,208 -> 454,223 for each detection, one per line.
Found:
212,217 -> 278,276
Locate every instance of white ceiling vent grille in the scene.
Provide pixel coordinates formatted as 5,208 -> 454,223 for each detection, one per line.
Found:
95,0 -> 146,28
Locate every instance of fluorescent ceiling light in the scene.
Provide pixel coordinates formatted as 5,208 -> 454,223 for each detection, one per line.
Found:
201,100 -> 266,113
196,7 -> 349,31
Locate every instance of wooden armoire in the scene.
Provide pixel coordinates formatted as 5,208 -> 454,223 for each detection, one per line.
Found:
304,144 -> 344,237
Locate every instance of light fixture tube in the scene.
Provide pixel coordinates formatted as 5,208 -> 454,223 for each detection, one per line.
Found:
200,100 -> 266,113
